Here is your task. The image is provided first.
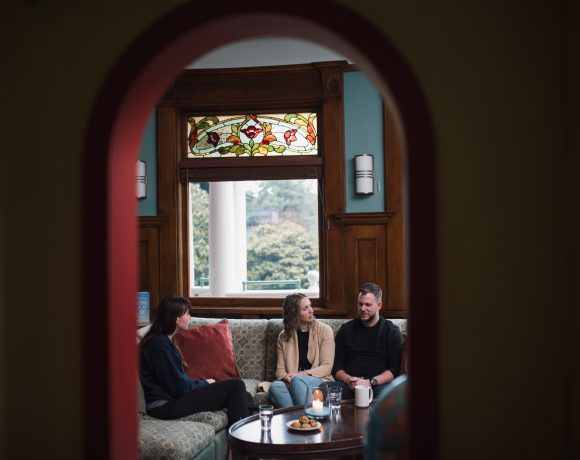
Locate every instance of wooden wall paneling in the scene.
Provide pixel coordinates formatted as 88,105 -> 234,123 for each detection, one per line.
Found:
318,64 -> 347,312
138,238 -> 150,291
168,64 -> 329,109
156,106 -> 180,300
330,212 -> 407,318
138,217 -> 167,316
384,102 -> 408,313
138,228 -> 159,313
341,223 -> 388,317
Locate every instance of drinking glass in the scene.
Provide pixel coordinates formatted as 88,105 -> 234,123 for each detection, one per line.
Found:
329,385 -> 342,410
259,404 -> 274,431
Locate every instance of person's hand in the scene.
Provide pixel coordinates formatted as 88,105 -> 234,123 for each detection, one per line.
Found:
283,374 -> 293,383
205,378 -> 216,384
346,375 -> 359,390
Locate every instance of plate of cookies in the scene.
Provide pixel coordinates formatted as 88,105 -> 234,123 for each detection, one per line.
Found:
286,415 -> 322,431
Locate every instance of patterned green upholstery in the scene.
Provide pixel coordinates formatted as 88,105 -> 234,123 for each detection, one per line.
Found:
141,411 -> 228,432
251,389 -> 271,407
239,377 -> 262,406
139,419 -> 215,460
264,319 -> 284,382
224,319 -> 270,380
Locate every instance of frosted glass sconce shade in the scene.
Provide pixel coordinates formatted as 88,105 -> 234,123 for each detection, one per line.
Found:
355,154 -> 374,194
136,160 -> 147,199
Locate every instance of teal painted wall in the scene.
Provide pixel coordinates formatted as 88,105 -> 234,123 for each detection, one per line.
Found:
138,112 -> 157,216
137,71 -> 384,215
344,72 -> 384,212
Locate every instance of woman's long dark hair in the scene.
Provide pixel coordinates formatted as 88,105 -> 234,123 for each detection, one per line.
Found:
281,293 -> 307,341
141,295 -> 191,345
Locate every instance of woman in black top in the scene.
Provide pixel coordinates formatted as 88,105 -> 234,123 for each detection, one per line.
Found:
140,295 -> 251,427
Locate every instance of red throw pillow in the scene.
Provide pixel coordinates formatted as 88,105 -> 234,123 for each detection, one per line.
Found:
173,319 -> 240,381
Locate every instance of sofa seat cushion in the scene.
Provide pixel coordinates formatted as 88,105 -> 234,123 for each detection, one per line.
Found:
139,419 -> 214,460
141,410 -> 228,432
252,390 -> 270,408
242,378 -> 270,407
176,411 -> 228,432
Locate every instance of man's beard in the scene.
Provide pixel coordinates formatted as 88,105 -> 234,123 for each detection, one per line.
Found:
360,310 -> 378,325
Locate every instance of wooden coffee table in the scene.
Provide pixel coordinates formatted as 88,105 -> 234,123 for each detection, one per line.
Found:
228,400 -> 371,459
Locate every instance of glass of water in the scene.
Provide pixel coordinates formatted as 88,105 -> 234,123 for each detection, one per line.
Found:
329,386 -> 342,410
259,404 -> 274,431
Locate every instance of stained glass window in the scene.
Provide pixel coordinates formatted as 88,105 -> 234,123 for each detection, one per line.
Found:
187,113 -> 318,158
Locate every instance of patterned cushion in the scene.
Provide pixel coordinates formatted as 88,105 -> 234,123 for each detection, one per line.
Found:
389,318 -> 407,335
264,319 -> 284,382
252,390 -> 271,407
174,320 -> 240,380
318,318 -> 350,335
138,380 -> 147,415
139,419 -> 214,460
174,411 -> 227,432
242,378 -> 269,407
189,318 -> 270,381
227,319 -> 270,379
140,410 -> 227,432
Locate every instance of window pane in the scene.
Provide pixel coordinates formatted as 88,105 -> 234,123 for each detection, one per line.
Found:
189,179 -> 320,298
187,113 -> 318,158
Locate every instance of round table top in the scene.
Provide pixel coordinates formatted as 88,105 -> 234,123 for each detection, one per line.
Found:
228,400 -> 371,459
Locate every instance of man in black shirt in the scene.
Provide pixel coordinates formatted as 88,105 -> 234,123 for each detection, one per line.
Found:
331,282 -> 403,399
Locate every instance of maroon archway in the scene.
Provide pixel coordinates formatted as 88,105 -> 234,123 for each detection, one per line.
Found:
83,2 -> 437,458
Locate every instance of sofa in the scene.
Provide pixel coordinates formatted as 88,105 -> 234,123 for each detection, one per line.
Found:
137,316 -> 407,460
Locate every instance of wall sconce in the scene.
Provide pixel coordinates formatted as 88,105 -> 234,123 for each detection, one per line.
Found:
354,154 -> 374,195
136,160 -> 147,199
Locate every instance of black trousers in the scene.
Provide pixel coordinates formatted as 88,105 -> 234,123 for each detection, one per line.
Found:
148,378 -> 251,427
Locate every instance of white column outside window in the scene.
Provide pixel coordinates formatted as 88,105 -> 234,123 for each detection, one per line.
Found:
209,181 -> 236,296
233,182 -> 247,292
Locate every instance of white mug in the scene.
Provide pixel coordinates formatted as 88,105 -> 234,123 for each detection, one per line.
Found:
354,384 -> 373,407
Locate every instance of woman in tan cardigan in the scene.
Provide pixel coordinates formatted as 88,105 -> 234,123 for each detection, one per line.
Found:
269,293 -> 335,408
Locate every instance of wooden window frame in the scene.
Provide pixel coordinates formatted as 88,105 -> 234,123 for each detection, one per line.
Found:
156,62 -> 350,316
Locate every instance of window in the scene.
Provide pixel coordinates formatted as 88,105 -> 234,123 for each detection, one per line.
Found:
181,111 -> 324,301
184,111 -> 322,298
188,179 -> 320,298
187,113 -> 318,158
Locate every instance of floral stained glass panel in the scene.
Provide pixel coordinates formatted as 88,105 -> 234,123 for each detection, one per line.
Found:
187,113 -> 318,158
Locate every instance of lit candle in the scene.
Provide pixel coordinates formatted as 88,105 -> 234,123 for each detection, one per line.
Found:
312,399 -> 323,413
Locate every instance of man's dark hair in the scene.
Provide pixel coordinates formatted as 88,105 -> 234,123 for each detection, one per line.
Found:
358,282 -> 382,302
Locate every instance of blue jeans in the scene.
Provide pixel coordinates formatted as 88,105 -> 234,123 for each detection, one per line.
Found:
269,375 -> 324,408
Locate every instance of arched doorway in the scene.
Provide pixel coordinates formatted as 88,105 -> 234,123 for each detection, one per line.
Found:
83,2 -> 437,458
